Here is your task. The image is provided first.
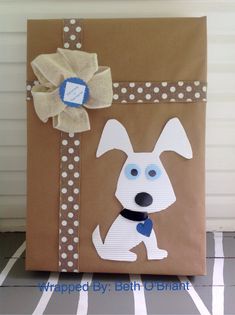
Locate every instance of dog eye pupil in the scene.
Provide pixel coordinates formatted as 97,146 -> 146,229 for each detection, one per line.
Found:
145,164 -> 161,180
125,164 -> 141,180
148,170 -> 156,177
131,169 -> 138,176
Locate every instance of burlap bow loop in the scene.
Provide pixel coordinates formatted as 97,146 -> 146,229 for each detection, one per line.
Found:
31,48 -> 113,133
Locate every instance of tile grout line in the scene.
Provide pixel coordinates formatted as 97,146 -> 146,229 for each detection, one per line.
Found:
130,274 -> 147,315
0,240 -> 25,286
76,273 -> 93,315
212,231 -> 224,315
178,276 -> 211,315
32,272 -> 60,315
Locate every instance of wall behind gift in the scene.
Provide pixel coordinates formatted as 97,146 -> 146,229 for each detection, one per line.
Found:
0,0 -> 235,231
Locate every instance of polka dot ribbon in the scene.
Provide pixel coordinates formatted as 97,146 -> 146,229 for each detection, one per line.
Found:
59,132 -> 80,272
57,19 -> 84,272
63,19 -> 82,50
112,81 -> 207,103
27,79 -> 207,104
26,18 -> 207,273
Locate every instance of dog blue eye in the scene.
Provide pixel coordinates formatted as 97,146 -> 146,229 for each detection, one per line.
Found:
145,164 -> 161,180
124,164 -> 141,180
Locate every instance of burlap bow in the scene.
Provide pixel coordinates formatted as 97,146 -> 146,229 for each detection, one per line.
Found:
31,48 -> 113,133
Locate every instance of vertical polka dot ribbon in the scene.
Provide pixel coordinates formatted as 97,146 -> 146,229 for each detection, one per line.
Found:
59,132 -> 81,272
58,19 -> 84,272
63,19 -> 83,50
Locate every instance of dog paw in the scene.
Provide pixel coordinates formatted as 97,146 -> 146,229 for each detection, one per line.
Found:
101,252 -> 137,262
148,249 -> 168,260
126,252 -> 137,262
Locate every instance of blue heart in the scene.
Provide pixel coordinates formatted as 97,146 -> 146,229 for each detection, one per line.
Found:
136,218 -> 153,237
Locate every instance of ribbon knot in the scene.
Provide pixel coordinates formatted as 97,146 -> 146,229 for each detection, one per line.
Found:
31,48 -> 113,133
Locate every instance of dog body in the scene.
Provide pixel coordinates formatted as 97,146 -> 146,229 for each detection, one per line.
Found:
93,215 -> 167,261
92,118 -> 192,262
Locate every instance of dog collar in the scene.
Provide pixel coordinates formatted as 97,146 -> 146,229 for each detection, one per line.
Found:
120,209 -> 148,222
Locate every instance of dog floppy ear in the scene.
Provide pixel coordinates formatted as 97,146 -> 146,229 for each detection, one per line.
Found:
96,119 -> 133,157
153,117 -> 193,159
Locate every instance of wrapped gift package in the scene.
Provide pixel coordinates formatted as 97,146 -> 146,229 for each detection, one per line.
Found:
26,17 -> 207,275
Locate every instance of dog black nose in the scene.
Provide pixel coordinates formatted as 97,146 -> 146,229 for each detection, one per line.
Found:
135,192 -> 153,207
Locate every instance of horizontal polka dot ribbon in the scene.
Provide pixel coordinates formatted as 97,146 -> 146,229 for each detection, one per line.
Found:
27,79 -> 207,104
112,81 -> 207,103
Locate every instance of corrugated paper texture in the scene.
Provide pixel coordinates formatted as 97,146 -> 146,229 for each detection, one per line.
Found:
26,17 -> 207,275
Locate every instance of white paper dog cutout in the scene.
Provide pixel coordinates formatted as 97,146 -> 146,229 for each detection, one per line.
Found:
92,118 -> 193,261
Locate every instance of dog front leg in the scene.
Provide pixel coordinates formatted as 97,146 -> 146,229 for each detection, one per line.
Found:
143,229 -> 168,260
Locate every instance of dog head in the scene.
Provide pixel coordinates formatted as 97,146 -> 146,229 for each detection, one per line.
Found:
96,118 -> 192,213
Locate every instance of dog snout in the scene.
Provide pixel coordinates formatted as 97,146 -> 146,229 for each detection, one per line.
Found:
135,192 -> 153,207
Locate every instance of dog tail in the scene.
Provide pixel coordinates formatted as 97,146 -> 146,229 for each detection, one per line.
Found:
92,225 -> 106,259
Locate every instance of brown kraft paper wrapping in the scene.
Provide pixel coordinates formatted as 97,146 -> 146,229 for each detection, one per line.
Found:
26,17 -> 207,275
